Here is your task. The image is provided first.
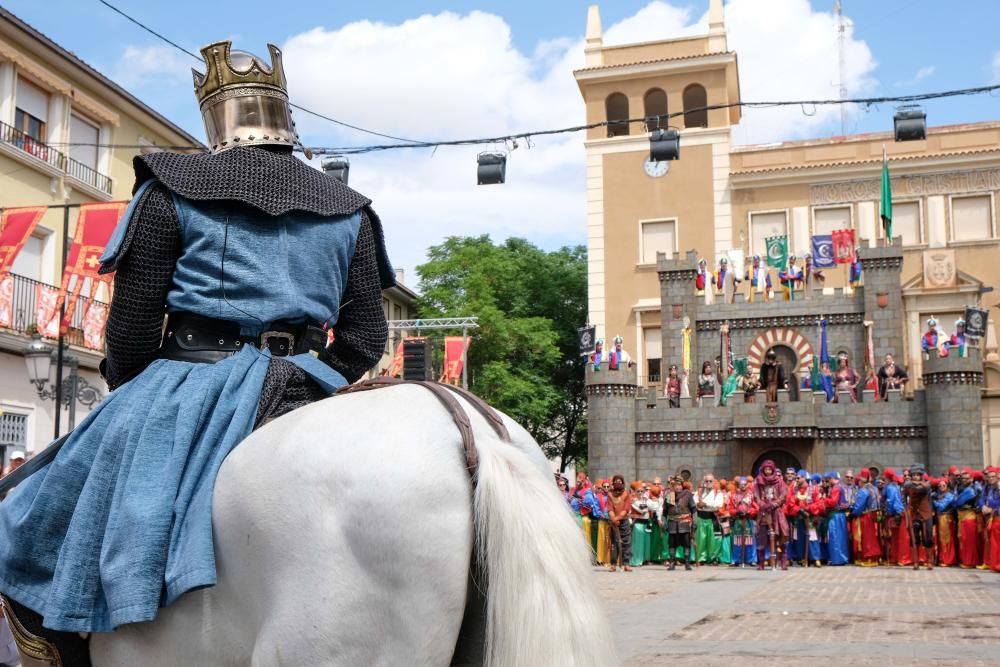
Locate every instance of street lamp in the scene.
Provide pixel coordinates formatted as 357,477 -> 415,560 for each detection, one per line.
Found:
22,332 -> 103,435
22,333 -> 53,392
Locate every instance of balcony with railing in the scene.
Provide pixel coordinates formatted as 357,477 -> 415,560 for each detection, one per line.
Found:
0,121 -> 112,195
0,272 -> 105,349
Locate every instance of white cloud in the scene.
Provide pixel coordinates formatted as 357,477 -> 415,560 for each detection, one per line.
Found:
103,3 -> 877,282
895,65 -> 936,87
111,44 -> 194,90
721,0 -> 877,143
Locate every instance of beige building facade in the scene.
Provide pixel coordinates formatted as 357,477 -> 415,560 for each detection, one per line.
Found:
576,2 -> 1000,466
0,9 -> 202,458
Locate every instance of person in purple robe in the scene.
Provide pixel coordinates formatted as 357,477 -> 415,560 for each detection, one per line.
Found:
753,459 -> 790,570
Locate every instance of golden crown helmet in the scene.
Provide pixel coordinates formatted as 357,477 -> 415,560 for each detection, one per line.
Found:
192,40 -> 301,153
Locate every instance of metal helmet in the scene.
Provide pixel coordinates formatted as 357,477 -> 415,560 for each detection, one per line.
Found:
192,41 -> 302,153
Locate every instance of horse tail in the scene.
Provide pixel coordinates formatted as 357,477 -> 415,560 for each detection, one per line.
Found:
471,432 -> 617,667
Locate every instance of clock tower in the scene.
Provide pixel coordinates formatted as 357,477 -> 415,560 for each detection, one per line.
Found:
574,1 -> 741,384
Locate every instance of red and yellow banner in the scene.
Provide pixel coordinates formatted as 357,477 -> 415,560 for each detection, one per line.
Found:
45,201 -> 126,337
0,207 -> 47,327
0,206 -> 46,277
831,228 -> 857,265
440,336 -> 469,385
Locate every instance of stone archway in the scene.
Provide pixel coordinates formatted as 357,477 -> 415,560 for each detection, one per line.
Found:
752,449 -> 803,477
747,327 -> 815,377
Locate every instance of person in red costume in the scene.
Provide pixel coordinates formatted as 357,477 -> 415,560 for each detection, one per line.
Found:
932,477 -> 958,567
954,468 -> 983,568
849,469 -> 882,567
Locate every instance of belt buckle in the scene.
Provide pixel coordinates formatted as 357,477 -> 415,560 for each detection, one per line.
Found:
260,331 -> 295,356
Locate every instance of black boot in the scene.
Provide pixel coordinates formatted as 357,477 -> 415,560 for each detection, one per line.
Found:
668,560 -> 676,571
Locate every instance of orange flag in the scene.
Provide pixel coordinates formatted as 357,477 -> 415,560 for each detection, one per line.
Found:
441,336 -> 469,385
388,340 -> 405,378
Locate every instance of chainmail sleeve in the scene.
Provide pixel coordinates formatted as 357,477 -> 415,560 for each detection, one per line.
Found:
325,208 -> 388,383
103,184 -> 180,390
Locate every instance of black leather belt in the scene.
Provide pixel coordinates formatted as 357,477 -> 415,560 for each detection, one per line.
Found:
160,312 -> 328,364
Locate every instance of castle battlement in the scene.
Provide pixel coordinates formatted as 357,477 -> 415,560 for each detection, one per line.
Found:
587,242 -> 987,482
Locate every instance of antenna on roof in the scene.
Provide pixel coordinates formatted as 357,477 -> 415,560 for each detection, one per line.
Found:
835,0 -> 848,136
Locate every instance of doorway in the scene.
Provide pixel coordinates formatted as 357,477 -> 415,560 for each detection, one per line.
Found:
768,344 -> 800,401
751,449 -> 802,477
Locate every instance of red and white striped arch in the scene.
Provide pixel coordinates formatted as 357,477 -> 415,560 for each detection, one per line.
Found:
746,327 -> 815,376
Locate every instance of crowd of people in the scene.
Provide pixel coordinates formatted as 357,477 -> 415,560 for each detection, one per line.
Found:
557,461 -> 1000,572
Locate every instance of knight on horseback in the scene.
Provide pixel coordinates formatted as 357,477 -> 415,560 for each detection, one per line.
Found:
0,40 -> 394,666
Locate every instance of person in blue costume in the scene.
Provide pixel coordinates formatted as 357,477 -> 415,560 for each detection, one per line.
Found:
882,468 -> 907,565
932,479 -> 958,567
849,470 -> 883,565
822,472 -> 851,565
0,41 -> 394,666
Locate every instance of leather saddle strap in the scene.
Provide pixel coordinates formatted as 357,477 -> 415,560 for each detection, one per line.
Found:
337,378 -> 479,476
437,383 -> 510,443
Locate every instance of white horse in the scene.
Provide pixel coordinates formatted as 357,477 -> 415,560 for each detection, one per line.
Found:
86,383 -> 616,666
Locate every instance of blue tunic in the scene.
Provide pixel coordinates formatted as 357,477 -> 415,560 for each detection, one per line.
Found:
0,180 -> 360,632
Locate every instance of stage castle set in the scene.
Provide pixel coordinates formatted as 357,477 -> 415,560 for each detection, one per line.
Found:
586,242 -> 989,482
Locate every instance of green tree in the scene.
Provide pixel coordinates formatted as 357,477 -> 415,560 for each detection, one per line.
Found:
416,236 -> 588,471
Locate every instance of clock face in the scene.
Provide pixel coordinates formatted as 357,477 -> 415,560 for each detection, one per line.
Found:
644,156 -> 669,178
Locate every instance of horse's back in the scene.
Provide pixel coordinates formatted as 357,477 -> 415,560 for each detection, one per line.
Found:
92,386 -> 476,666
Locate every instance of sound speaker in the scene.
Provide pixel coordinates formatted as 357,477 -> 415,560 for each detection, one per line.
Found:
402,337 -> 432,381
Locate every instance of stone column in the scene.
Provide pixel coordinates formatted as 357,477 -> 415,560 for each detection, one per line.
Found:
586,365 -> 638,483
858,242 -> 904,361
923,347 -> 985,473
0,60 -> 15,126
658,250 -> 699,398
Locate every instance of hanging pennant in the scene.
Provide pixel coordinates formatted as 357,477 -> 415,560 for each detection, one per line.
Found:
46,201 -> 126,335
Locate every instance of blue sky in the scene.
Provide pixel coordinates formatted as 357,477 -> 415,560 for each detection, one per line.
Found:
4,0 -> 999,278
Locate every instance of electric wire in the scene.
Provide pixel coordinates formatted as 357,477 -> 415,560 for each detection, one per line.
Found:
69,1 -> 1000,156
96,0 -> 425,145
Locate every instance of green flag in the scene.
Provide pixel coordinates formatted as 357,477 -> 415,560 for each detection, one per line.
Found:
810,356 -> 821,392
765,235 -> 788,269
880,149 -> 892,244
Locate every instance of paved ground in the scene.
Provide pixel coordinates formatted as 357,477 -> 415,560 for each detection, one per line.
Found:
596,563 -> 1000,666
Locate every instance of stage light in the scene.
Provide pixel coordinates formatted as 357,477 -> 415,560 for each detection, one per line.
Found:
321,156 -> 350,184
894,106 -> 927,142
477,152 -> 506,185
649,128 -> 680,162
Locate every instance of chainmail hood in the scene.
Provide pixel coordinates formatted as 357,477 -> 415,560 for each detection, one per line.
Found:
133,146 -> 370,217
133,146 -> 395,289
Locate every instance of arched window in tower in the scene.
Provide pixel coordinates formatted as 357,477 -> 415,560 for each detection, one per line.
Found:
683,84 -> 708,128
643,88 -> 668,132
606,93 -> 630,137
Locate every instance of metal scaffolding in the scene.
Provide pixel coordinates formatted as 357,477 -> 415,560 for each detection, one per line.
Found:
386,317 -> 479,389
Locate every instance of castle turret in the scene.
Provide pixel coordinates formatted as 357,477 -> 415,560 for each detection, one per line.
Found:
923,347 -> 984,473
858,240 -> 904,360
586,365 -> 638,482
658,250 -> 700,399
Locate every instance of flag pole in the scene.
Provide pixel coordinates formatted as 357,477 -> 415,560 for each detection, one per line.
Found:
879,143 -> 892,248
